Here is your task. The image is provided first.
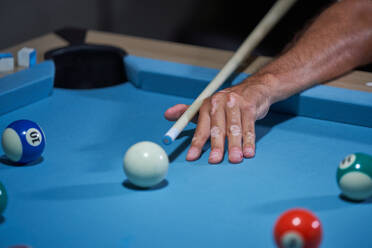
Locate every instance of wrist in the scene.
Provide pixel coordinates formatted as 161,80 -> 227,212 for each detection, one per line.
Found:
242,72 -> 282,105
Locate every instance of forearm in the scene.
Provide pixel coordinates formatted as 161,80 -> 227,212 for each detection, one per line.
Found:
166,0 -> 372,163
247,0 -> 372,103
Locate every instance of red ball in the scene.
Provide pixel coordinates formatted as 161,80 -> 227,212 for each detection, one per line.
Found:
274,208 -> 322,248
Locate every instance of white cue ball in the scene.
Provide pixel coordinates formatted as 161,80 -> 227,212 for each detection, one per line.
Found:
123,141 -> 169,188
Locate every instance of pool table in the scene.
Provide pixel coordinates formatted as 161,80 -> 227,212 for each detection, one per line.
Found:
0,29 -> 372,248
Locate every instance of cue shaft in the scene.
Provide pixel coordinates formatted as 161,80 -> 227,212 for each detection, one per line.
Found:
163,0 -> 298,144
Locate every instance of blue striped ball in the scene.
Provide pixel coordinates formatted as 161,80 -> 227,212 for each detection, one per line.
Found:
1,120 -> 45,164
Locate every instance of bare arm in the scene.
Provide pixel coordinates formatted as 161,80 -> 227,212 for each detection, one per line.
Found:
262,0 -> 372,103
165,0 -> 372,164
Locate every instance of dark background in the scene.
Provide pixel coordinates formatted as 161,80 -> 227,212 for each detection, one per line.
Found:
0,0 -> 333,57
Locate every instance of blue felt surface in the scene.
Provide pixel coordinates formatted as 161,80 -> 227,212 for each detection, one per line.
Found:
0,61 -> 54,116
0,80 -> 371,247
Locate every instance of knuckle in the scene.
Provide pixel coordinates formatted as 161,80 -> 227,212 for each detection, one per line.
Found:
227,92 -> 239,99
210,126 -> 225,139
244,131 -> 255,144
195,132 -> 209,142
212,92 -> 225,101
228,124 -> 242,137
226,92 -> 241,109
244,130 -> 255,137
241,103 -> 256,115
202,97 -> 211,105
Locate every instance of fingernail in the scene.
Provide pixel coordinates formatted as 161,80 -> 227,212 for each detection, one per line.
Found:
209,149 -> 222,164
187,147 -> 200,160
167,107 -> 176,113
243,147 -> 255,158
229,147 -> 243,163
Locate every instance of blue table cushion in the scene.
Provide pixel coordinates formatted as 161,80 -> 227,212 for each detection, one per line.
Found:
1,55 -> 371,128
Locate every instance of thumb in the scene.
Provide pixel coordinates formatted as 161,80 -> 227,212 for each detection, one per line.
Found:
164,104 -> 189,121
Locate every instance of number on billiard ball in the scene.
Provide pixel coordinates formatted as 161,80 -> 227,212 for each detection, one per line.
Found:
274,208 -> 322,248
337,153 -> 372,201
1,120 -> 46,164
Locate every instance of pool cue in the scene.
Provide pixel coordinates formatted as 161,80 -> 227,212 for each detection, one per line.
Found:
163,0 -> 298,145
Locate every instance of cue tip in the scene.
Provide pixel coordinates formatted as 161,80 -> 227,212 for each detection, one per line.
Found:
162,135 -> 173,145
163,127 -> 181,145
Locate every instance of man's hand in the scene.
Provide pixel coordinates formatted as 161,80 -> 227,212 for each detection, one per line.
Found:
164,74 -> 275,164
166,0 -> 372,164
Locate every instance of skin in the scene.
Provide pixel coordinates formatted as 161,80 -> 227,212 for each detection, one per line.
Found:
165,0 -> 372,164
